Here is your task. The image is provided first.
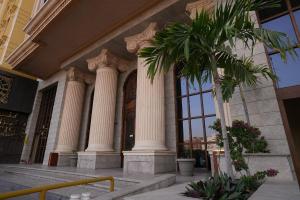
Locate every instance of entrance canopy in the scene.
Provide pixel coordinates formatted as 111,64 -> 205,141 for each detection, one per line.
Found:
6,0 -> 193,79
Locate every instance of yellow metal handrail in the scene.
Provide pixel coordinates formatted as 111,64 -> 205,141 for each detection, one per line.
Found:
0,176 -> 114,200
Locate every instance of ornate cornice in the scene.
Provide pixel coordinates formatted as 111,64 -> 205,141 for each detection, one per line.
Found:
186,0 -> 215,18
66,67 -> 95,84
5,39 -> 39,68
124,22 -> 157,53
86,49 -> 129,72
66,67 -> 84,82
0,0 -> 18,48
24,0 -> 72,38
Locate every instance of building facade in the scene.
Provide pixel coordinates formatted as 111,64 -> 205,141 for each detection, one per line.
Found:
0,0 -> 38,163
5,0 -> 300,183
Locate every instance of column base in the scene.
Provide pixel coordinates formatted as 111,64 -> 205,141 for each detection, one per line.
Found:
57,152 -> 77,167
123,150 -> 176,175
77,151 -> 121,169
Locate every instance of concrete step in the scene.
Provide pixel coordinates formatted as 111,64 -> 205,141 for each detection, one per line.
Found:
0,165 -> 138,190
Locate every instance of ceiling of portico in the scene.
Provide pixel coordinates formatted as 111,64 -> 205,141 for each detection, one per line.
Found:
11,0 -> 195,79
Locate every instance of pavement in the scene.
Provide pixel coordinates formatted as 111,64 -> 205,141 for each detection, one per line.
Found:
249,181 -> 300,200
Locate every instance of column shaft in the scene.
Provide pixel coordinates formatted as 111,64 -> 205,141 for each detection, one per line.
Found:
86,67 -> 118,152
56,80 -> 85,152
133,56 -> 166,150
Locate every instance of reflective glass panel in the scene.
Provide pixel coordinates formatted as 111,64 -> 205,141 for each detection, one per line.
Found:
262,15 -> 298,46
205,116 -> 217,138
258,0 -> 287,21
189,80 -> 200,94
189,95 -> 202,117
201,81 -> 213,91
294,10 -> 300,33
178,120 -> 190,143
291,0 -> 300,8
203,92 -> 215,115
179,97 -> 188,118
179,78 -> 187,96
270,48 -> 300,88
191,118 -> 204,139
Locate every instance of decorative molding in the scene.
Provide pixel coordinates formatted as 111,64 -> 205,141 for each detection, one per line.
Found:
66,67 -> 84,82
0,0 -> 18,48
186,0 -> 215,18
24,0 -> 72,38
66,67 -> 95,84
5,39 -> 39,68
124,22 -> 157,53
0,74 -> 12,104
86,49 -> 129,72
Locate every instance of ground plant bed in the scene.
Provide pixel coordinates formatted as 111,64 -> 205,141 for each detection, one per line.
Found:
182,169 -> 278,200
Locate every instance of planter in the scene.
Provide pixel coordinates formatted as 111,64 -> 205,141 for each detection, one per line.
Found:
177,158 -> 195,176
70,156 -> 78,167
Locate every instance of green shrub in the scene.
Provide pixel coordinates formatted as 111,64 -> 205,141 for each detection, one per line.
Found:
182,170 -> 279,199
210,120 -> 269,172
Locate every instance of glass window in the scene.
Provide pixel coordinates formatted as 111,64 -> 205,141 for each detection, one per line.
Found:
175,68 -> 217,169
178,97 -> 188,118
189,95 -> 202,117
258,1 -> 300,89
189,80 -> 200,94
295,10 -> 300,31
291,0 -> 300,8
178,78 -> 187,96
205,116 -> 217,137
262,15 -> 298,45
258,0 -> 287,21
178,120 -> 190,143
203,92 -> 215,115
270,48 -> 300,88
191,119 -> 203,139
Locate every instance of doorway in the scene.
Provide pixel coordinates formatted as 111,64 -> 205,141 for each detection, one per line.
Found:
283,97 -> 300,182
121,71 -> 137,165
30,84 -> 57,163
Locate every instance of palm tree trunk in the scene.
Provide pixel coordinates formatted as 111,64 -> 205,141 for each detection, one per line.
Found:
211,56 -> 234,178
238,84 -> 251,125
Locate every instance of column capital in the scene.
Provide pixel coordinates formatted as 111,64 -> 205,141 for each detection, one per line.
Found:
67,67 -> 85,82
124,22 -> 157,53
186,0 -> 214,18
86,49 -> 129,72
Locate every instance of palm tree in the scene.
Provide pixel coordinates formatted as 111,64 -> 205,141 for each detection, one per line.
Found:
221,59 -> 278,125
139,0 -> 295,178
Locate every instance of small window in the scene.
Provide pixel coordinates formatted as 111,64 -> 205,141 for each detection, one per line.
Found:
270,48 -> 300,88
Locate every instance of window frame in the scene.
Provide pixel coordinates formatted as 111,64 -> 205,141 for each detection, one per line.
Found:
174,70 -> 217,169
257,0 -> 300,89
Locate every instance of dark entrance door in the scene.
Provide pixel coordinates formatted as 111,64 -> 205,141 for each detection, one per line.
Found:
122,71 -> 137,163
31,84 -> 57,163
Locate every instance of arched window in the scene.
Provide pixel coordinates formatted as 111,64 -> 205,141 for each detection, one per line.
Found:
175,69 -> 217,169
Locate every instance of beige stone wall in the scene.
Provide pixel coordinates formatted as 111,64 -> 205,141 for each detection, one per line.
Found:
229,12 -> 290,155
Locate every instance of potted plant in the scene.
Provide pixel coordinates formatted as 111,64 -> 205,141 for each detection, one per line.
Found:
177,149 -> 195,176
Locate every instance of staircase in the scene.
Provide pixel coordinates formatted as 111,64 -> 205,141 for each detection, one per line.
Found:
0,165 -> 138,200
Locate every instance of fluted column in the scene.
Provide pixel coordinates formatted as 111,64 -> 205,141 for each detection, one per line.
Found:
85,49 -> 128,152
56,67 -> 86,153
125,23 -> 167,151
